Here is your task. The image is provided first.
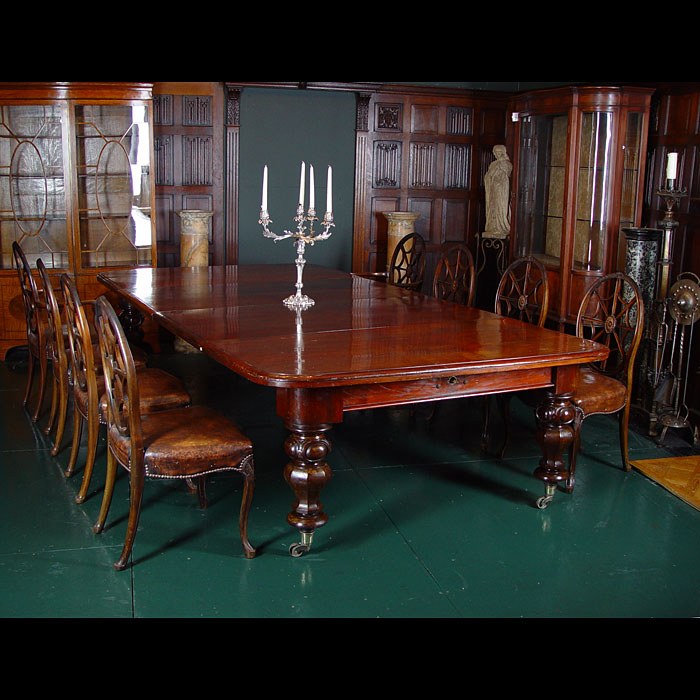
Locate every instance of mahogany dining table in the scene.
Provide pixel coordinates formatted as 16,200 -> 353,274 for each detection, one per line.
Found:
98,263 -> 609,557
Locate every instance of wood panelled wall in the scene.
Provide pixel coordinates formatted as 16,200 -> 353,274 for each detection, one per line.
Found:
643,82 -> 700,425
152,82 -> 225,266
352,87 -> 508,276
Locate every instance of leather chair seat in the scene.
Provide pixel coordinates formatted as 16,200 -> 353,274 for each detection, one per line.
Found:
572,368 -> 626,416
73,367 -> 190,418
108,405 -> 253,479
101,367 -> 191,416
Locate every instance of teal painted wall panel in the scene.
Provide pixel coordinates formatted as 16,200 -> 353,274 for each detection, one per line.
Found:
239,87 -> 356,271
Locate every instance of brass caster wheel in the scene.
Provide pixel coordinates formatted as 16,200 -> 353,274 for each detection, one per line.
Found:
289,543 -> 309,557
289,531 -> 314,558
536,495 -> 553,509
536,483 -> 557,510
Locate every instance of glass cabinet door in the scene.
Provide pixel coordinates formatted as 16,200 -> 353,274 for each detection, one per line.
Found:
619,111 -> 644,231
513,112 -> 568,266
573,111 -> 614,271
0,103 -> 69,270
73,103 -> 154,269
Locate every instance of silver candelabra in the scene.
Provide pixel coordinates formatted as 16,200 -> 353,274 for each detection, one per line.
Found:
258,162 -> 334,311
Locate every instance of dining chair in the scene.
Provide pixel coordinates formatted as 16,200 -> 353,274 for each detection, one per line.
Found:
60,274 -> 191,505
494,255 -> 549,327
92,296 -> 256,570
482,256 -> 550,456
432,243 -> 476,307
388,232 -> 426,291
560,271 -> 645,496
12,242 -> 49,422
36,259 -> 70,456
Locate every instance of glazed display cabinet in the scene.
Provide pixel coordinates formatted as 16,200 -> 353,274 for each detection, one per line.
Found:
508,85 -> 654,327
0,82 -> 157,358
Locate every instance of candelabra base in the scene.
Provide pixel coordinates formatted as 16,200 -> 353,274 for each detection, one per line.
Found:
283,293 -> 315,311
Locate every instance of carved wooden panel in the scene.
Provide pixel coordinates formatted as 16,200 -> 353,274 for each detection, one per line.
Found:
152,82 -> 224,267
154,132 -> 174,186
376,104 -> 401,131
374,141 -> 401,187
447,107 -> 472,136
410,143 -> 436,188
182,135 -> 213,186
353,89 -> 507,275
445,144 -> 470,189
182,95 -> 212,126
153,94 -> 173,125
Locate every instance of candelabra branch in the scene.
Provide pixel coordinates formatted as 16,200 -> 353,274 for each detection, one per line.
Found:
259,205 -> 335,310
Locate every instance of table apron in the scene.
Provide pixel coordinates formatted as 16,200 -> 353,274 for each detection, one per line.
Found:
341,366 -> 554,411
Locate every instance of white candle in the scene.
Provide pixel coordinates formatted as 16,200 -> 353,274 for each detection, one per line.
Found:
666,152 -> 678,180
326,165 -> 333,214
309,164 -> 315,210
299,161 -> 305,207
261,165 -> 268,211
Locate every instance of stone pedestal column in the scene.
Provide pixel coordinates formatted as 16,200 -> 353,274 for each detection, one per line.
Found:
179,210 -> 212,267
383,212 -> 419,272
174,210 -> 212,353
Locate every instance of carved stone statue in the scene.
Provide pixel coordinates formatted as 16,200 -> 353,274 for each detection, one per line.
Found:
483,145 -> 512,239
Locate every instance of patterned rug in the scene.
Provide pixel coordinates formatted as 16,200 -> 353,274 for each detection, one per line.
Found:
630,454 -> 700,511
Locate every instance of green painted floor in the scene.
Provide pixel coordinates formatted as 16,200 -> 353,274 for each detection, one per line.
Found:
1,346 -> 699,618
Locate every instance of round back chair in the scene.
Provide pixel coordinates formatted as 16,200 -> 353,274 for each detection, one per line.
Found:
564,272 -> 645,493
93,296 -> 256,570
388,232 -> 426,291
37,259 -> 69,455
12,241 -> 49,421
432,243 -> 476,306
495,255 -> 550,327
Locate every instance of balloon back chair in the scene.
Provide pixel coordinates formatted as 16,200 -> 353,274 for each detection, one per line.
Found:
12,242 -> 49,422
494,255 -> 550,327
432,243 -> 476,307
562,271 -> 645,495
483,256 -> 550,456
60,274 -> 190,504
37,259 -> 69,455
388,232 -> 426,291
92,296 -> 256,570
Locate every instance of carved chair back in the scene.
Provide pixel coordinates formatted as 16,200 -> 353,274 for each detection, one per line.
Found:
575,272 -> 644,385
495,255 -> 549,327
388,232 -> 426,291
432,243 -> 476,306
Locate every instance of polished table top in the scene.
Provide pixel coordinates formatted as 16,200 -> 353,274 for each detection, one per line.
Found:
98,263 -> 608,391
